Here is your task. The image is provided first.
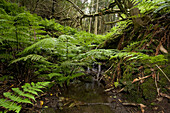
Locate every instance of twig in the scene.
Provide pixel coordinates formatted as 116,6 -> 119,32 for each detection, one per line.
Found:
83,103 -> 110,106
155,64 -> 170,83
154,72 -> 160,96
118,87 -> 124,93
104,87 -> 114,92
104,63 -> 114,73
160,93 -> 170,99
132,75 -> 152,83
122,103 -> 146,113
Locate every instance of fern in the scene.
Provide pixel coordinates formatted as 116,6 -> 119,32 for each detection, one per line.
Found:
78,49 -> 119,61
110,52 -> 167,64
19,38 -> 58,55
153,1 -> 170,13
47,73 -> 63,79
3,92 -> 32,104
12,88 -> 36,101
10,54 -> 48,64
135,0 -> 169,14
0,82 -> 50,113
0,99 -> 22,113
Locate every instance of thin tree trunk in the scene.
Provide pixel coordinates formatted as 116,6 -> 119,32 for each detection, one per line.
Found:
88,0 -> 93,33
89,17 -> 92,33
94,0 -> 99,35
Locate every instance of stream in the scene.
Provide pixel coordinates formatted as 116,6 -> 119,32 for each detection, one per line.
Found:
26,63 -> 129,113
34,80 -> 128,113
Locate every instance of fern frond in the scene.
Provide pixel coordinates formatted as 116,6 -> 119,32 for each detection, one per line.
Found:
47,73 -> 63,79
22,83 -> 39,95
0,99 -> 21,113
78,49 -> 118,61
10,54 -> 47,64
22,82 -> 50,94
3,92 -> 32,104
110,52 -> 167,64
0,82 -> 50,112
69,72 -> 85,79
19,38 -> 58,55
154,4 -> 170,13
12,88 -> 36,101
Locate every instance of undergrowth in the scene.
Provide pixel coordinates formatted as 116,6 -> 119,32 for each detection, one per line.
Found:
0,0 -> 169,112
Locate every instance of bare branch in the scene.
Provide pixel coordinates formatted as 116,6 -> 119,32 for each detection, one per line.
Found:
66,0 -> 84,15
105,18 -> 128,25
82,10 -> 121,18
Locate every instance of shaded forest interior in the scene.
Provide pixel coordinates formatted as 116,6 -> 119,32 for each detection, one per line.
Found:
0,0 -> 170,113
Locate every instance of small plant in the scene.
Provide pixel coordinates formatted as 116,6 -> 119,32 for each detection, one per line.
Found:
0,82 -> 50,113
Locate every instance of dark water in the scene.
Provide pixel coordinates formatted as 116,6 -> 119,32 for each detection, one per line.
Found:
41,81 -> 114,113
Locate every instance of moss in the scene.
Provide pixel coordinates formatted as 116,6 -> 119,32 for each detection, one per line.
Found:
141,78 -> 157,101
122,78 -> 157,103
123,89 -> 144,103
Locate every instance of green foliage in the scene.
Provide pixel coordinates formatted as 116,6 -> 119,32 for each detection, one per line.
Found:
0,0 -> 25,15
135,0 -> 170,14
10,54 -> 48,64
0,82 -> 50,113
153,0 -> 170,13
40,18 -> 77,36
78,49 -> 118,61
0,0 -> 107,86
0,0 -> 169,109
0,99 -> 22,113
110,51 -> 167,64
108,48 -> 168,102
19,37 -> 58,55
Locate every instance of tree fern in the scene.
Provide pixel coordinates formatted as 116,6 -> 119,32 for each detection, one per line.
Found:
19,38 -> 58,55
78,49 -> 119,61
0,81 -> 50,113
10,54 -> 49,65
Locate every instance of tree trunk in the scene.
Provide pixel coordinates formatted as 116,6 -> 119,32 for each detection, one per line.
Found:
88,0 -> 93,33
127,0 -> 145,30
94,0 -> 99,35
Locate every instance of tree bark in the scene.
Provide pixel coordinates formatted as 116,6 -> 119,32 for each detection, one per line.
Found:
88,0 -> 93,33
94,0 -> 99,35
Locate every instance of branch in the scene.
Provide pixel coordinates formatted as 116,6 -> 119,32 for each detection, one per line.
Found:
155,64 -> 170,83
66,0 -> 84,15
105,18 -> 128,25
82,10 -> 121,18
54,6 -> 72,15
66,0 -> 121,19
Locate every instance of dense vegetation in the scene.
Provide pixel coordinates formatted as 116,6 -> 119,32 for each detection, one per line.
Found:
0,0 -> 169,113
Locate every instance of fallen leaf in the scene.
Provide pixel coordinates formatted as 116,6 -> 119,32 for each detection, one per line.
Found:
118,99 -> 122,103
132,78 -> 139,83
160,45 -> 168,53
69,103 -> 76,108
139,104 -> 146,113
156,97 -> 163,101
